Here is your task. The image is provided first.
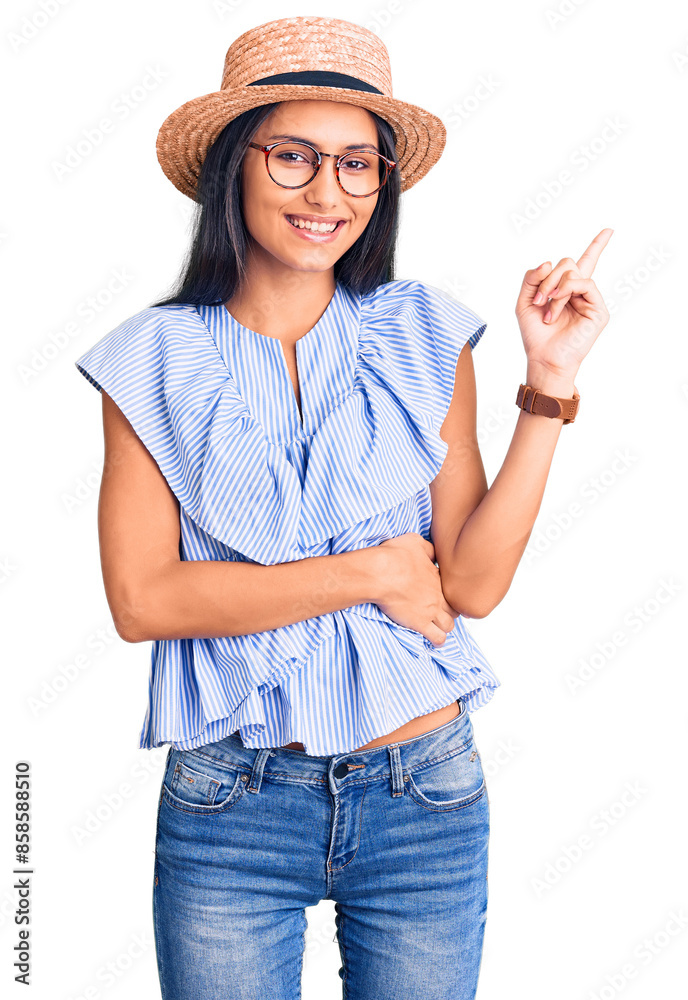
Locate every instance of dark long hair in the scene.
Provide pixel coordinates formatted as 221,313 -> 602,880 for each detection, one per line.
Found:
150,102 -> 401,309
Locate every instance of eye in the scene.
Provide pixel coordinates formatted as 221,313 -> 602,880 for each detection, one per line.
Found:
343,159 -> 367,171
276,151 -> 310,164
340,152 -> 379,173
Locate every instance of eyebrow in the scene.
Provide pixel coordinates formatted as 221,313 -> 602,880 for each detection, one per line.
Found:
267,133 -> 380,153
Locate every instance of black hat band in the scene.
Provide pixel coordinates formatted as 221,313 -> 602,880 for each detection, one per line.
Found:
247,70 -> 383,94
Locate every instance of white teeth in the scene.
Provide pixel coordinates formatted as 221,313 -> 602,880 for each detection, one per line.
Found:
287,215 -> 339,233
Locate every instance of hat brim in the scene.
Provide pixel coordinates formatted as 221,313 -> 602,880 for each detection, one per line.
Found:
155,85 -> 447,200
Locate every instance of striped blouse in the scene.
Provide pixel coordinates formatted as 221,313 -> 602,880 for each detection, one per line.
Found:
74,277 -> 501,756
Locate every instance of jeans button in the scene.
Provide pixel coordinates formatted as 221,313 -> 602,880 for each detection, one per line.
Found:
333,762 -> 349,778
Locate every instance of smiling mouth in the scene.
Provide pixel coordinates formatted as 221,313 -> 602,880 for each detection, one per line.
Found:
285,215 -> 347,234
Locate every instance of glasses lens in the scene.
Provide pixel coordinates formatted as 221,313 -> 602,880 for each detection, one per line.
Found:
338,151 -> 386,196
267,143 -> 319,188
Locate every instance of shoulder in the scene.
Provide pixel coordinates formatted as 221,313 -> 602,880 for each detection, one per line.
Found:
360,277 -> 429,319
360,278 -> 487,352
74,302 -> 221,397
357,278 -> 488,424
363,277 -> 485,328
82,302 -> 201,353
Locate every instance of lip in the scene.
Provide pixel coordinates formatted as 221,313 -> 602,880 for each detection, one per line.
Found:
284,215 -> 347,243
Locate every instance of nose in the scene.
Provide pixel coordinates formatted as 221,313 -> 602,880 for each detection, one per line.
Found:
307,153 -> 342,204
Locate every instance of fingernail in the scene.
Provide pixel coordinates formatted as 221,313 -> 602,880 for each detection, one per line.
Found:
533,292 -> 543,304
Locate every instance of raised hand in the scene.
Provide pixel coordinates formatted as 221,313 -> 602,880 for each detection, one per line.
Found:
515,228 -> 613,377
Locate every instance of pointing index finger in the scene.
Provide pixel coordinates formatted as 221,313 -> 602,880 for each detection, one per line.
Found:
577,228 -> 614,278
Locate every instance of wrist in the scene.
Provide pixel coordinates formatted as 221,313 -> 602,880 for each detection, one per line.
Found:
347,545 -> 386,605
525,363 -> 578,399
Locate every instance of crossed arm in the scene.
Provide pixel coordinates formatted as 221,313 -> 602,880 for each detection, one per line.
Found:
98,389 -> 382,643
97,342 -> 573,641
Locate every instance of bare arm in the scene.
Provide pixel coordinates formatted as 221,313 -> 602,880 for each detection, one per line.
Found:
99,391 -> 382,643
430,344 -> 574,619
430,230 -> 613,619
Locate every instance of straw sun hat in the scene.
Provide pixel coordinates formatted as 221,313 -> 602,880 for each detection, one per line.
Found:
156,14 -> 447,201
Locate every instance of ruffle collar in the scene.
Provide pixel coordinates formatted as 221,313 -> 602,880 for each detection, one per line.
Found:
179,281 -> 456,560
76,279 -> 485,565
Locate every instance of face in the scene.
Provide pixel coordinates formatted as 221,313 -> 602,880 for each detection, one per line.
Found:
239,100 -> 382,275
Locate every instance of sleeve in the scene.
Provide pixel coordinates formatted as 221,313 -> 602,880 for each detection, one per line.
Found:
74,306 -> 179,454
72,305 -> 234,529
411,280 -> 488,425
415,280 -> 487,352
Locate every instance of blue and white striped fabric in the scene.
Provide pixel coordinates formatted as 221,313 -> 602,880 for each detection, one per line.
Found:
75,277 -> 501,755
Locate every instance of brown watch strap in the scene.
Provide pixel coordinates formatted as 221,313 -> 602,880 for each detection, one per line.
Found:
516,383 -> 580,424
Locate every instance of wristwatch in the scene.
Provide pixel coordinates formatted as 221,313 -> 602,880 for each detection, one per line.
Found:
516,383 -> 580,424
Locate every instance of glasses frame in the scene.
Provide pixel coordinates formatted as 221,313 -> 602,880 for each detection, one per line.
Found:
247,140 -> 397,198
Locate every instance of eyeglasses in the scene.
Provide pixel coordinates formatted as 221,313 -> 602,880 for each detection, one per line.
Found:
247,140 -> 397,198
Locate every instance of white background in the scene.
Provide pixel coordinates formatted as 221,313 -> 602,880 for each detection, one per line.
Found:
2,0 -> 687,997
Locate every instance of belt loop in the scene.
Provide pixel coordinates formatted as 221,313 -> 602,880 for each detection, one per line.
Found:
247,748 -> 272,794
387,744 -> 404,797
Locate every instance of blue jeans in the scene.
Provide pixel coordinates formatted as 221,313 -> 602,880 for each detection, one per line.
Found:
152,699 -> 490,999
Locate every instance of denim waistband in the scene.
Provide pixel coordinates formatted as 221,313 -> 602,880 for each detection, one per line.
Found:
178,700 -> 474,795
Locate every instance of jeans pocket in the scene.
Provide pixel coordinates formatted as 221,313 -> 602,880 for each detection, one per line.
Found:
162,750 -> 248,815
405,739 -> 485,812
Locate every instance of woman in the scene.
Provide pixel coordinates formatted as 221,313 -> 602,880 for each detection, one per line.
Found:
74,15 -> 612,1000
